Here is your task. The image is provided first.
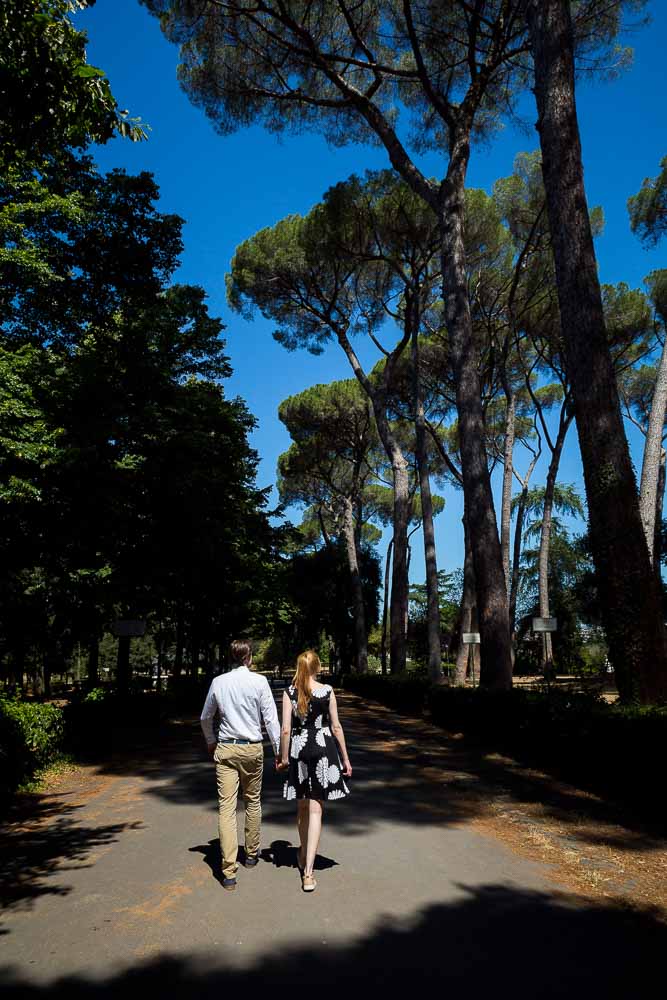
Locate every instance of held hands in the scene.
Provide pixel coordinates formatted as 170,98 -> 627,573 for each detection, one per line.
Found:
275,758 -> 289,772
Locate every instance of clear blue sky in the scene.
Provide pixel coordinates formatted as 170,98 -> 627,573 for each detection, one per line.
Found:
78,1 -> 667,582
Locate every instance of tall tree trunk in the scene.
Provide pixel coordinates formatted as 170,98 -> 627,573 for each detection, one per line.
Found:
639,339 -> 667,564
340,496 -> 368,673
439,132 -> 512,690
538,410 -> 572,672
334,330 -> 411,672
527,0 -> 667,703
388,449 -> 411,673
87,639 -> 99,688
510,487 -> 528,639
455,515 -> 476,685
381,537 -> 393,675
411,319 -> 443,681
654,450 -> 666,578
500,390 -> 517,600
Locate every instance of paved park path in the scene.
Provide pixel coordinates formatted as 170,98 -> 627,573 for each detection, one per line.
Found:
1,691 -> 665,998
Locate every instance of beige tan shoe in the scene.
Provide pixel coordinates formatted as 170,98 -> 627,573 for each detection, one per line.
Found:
302,873 -> 317,892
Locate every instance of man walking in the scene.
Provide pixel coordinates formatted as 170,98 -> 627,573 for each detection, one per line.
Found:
200,639 -> 281,891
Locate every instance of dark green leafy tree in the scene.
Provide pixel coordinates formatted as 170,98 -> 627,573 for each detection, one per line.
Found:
228,173 -> 424,675
0,163 -> 277,694
0,0 -> 147,168
277,379 -> 381,673
628,155 -> 667,248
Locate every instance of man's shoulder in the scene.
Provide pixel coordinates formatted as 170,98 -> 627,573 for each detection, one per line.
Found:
250,671 -> 271,689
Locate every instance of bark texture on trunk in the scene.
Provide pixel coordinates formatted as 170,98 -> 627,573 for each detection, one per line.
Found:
387,444 -> 411,673
527,0 -> 667,703
439,132 -> 512,690
341,496 -> 369,673
538,412 -> 571,672
510,488 -> 527,639
500,391 -> 517,600
639,339 -> 667,565
455,515 -> 477,685
411,320 -> 443,681
381,537 -> 393,675
654,451 -> 666,576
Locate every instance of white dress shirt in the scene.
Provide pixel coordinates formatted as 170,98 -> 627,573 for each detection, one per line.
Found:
200,665 -> 281,754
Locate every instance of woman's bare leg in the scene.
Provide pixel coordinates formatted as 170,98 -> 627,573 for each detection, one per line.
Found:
304,799 -> 323,876
297,799 -> 308,867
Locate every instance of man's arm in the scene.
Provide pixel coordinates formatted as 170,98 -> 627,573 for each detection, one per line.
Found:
259,678 -> 281,757
200,682 -> 218,756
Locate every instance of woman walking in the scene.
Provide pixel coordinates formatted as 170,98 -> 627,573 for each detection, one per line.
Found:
279,650 -> 352,892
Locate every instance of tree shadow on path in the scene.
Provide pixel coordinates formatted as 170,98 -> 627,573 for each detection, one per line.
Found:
0,884 -> 664,998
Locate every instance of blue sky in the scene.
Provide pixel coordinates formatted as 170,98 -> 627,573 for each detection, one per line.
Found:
78,1 -> 667,581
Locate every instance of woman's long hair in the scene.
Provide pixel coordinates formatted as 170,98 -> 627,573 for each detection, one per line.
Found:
292,650 -> 321,719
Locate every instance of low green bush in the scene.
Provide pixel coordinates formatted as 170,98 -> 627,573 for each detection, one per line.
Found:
0,696 -> 65,801
342,675 -> 666,821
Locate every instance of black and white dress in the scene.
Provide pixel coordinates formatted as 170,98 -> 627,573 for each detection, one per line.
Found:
283,684 -> 350,802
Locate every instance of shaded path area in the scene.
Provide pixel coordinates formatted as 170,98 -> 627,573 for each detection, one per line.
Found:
1,692 -> 665,997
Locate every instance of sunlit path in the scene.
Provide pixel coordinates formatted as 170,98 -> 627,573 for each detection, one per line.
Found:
1,692 -> 665,998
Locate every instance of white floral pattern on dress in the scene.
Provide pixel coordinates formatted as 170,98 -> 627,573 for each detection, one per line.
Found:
315,725 -> 328,747
290,730 -> 308,759
284,782 -> 296,801
316,756 -> 330,788
327,763 -> 340,785
328,789 -> 346,800
298,760 -> 308,785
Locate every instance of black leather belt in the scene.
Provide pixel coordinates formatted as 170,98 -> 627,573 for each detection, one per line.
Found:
220,738 -> 262,745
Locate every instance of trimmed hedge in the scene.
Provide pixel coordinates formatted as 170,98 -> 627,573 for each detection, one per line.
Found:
0,696 -> 65,801
344,676 -> 666,822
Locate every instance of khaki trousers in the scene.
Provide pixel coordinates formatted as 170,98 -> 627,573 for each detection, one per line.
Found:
214,742 -> 264,878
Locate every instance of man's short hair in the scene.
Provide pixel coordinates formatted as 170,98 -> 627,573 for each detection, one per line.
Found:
230,639 -> 252,666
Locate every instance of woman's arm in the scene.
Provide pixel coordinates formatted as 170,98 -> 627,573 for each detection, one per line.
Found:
279,690 -> 292,768
329,690 -> 352,777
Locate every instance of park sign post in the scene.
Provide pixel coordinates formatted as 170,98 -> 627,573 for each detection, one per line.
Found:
532,618 -> 557,683
112,620 -> 147,696
462,633 -> 481,687
532,618 -> 557,633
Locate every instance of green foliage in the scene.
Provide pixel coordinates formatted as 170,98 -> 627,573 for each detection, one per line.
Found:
82,686 -> 111,703
628,155 -> 667,247
273,540 -> 381,673
0,0 -> 147,167
0,695 -> 64,800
